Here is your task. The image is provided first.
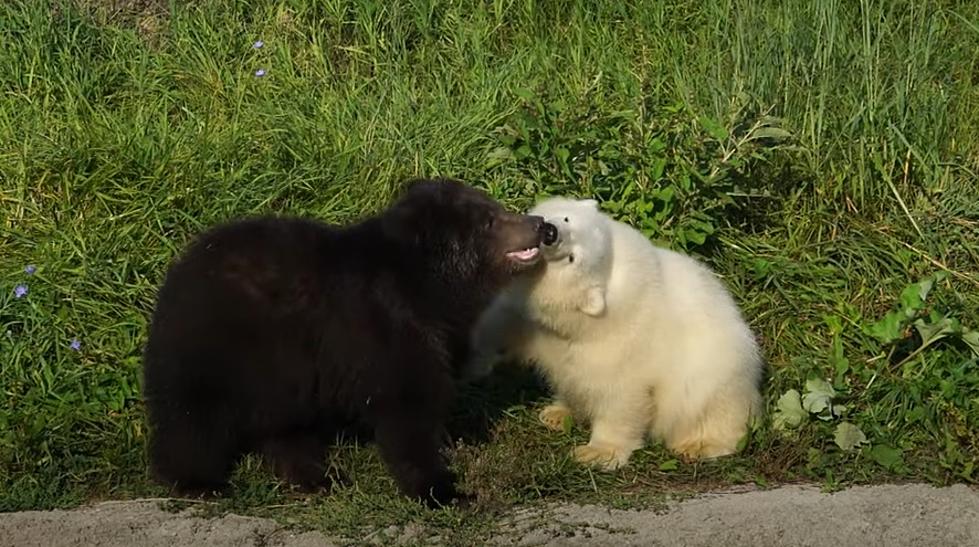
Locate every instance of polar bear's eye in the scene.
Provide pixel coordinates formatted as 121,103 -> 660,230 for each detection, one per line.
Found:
563,217 -> 569,223
568,255 -> 575,263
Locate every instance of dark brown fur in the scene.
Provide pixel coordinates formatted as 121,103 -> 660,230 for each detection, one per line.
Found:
142,179 -> 545,507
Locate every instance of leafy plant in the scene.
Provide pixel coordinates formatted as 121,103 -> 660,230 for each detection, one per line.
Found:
775,272 -> 979,466
833,422 -> 869,452
867,273 -> 979,364
773,377 -> 865,451
772,389 -> 806,431
487,88 -> 791,250
801,378 -> 846,421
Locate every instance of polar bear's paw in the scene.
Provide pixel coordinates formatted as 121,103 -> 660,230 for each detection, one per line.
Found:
670,436 -> 738,461
538,404 -> 572,431
572,444 -> 629,470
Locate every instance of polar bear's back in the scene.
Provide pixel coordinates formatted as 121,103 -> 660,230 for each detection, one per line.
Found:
602,217 -> 760,380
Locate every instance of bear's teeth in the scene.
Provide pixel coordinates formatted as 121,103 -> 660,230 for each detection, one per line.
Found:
507,247 -> 540,261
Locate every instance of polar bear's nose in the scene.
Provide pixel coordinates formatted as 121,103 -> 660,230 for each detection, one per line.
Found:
541,222 -> 559,246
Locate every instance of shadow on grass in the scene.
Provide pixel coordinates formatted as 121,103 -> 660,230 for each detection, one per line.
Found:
449,363 -> 549,445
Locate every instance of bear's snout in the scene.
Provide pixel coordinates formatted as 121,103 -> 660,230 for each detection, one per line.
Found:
542,222 -> 559,246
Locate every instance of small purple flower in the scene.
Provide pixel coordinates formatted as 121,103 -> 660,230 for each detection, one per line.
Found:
70,338 -> 81,351
24,264 -> 36,275
254,68 -> 267,78
253,40 -> 264,49
13,284 -> 28,298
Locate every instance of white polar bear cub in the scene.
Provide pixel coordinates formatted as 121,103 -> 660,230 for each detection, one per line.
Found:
468,197 -> 763,469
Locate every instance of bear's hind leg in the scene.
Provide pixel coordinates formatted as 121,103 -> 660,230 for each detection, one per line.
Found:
662,383 -> 759,461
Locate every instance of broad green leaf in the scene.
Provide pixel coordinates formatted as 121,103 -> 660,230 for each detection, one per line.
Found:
961,330 -> 979,356
683,228 -> 708,246
802,378 -> 836,415
751,258 -> 772,280
650,157 -> 667,180
513,87 -> 535,101
823,314 -> 844,334
653,186 -> 675,204
758,115 -> 786,126
561,415 -> 574,435
833,422 -> 868,451
869,444 -> 903,470
647,137 -> 666,153
555,146 -> 570,164
913,316 -> 960,347
868,275 -> 943,344
678,172 -> 692,191
772,389 -> 806,430
830,335 -> 850,381
699,116 -> 728,141
659,459 -> 679,471
485,146 -> 514,167
736,431 -> 750,452
961,461 -> 975,481
868,311 -> 904,344
898,277 -> 932,316
750,126 -> 793,141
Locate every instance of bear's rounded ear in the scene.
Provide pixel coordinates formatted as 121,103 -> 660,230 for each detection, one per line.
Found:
580,199 -> 599,210
578,285 -> 606,317
380,200 -> 422,246
401,177 -> 462,196
400,177 -> 432,196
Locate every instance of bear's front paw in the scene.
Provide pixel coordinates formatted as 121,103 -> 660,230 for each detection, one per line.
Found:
572,444 -> 628,470
421,479 -> 471,510
538,404 -> 572,431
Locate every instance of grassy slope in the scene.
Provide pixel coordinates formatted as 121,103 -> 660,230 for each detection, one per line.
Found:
1,0 -> 978,542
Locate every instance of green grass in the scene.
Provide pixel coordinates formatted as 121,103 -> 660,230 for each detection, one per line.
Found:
2,0 -> 979,543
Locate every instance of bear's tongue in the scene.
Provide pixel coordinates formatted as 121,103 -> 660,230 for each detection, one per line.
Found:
506,247 -> 540,262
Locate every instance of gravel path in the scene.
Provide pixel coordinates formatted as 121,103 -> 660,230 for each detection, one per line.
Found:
2,483 -> 977,546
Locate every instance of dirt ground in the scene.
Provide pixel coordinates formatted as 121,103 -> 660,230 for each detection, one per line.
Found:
1,483 -> 977,546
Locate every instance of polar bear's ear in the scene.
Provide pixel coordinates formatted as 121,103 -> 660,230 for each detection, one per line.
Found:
579,199 -> 599,210
578,285 -> 606,317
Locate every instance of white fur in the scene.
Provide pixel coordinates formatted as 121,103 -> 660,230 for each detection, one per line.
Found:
467,197 -> 763,469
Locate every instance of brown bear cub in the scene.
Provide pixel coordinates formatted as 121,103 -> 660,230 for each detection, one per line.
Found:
142,179 -> 547,507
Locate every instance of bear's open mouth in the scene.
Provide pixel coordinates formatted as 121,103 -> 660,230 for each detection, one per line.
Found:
506,247 -> 541,264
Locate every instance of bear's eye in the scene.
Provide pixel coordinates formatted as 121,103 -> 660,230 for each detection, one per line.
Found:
568,254 -> 575,263
564,217 -> 569,223
485,217 -> 495,230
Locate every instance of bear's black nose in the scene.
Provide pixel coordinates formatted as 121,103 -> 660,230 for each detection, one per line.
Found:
541,222 -> 558,246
